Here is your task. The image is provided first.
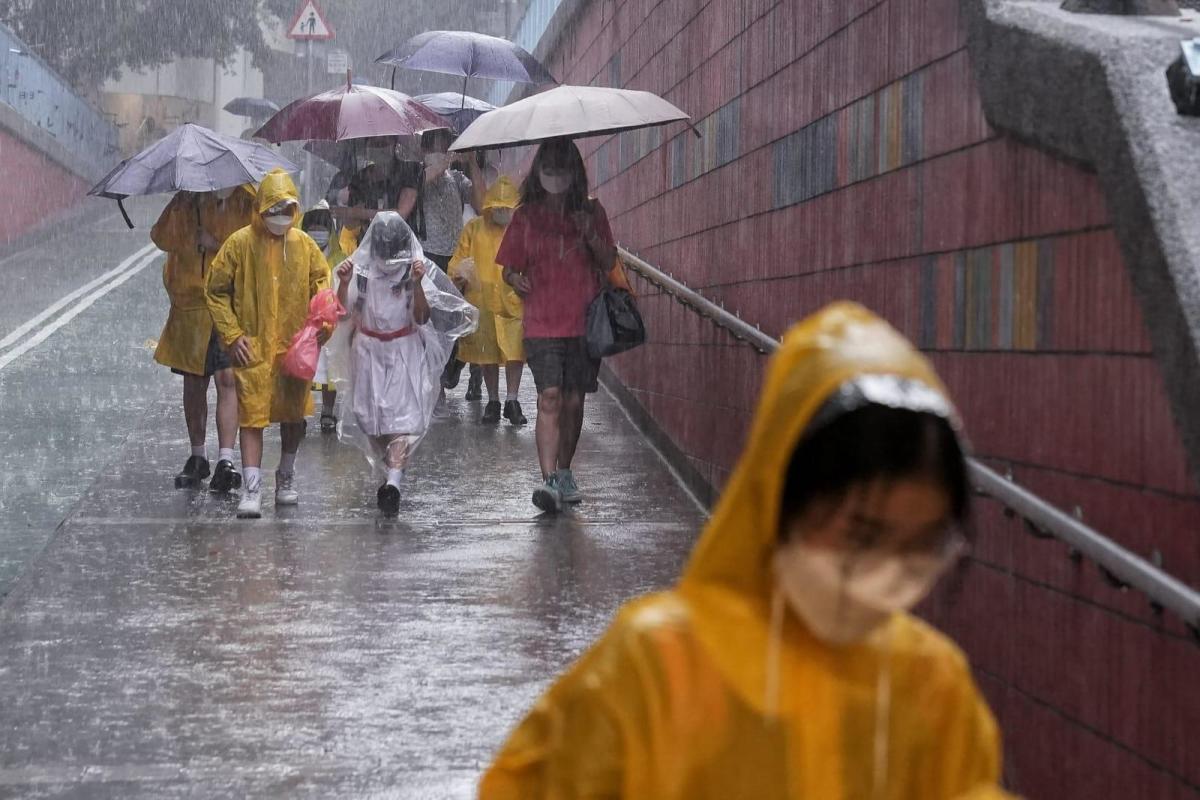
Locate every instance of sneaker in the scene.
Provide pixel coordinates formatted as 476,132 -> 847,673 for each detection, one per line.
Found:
237,487 -> 262,519
503,399 -> 527,426
481,400 -> 502,424
557,468 -> 583,504
320,413 -> 338,433
377,482 -> 401,516
275,471 -> 299,506
174,456 -> 211,489
532,473 -> 563,513
465,367 -> 483,401
209,459 -> 242,493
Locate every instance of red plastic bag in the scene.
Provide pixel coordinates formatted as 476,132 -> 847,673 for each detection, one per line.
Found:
281,289 -> 344,381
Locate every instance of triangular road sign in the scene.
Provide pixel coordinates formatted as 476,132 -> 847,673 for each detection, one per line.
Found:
287,0 -> 334,40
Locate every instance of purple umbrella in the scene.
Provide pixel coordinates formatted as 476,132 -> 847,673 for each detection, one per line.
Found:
88,122 -> 299,227
414,92 -> 496,133
254,82 -> 448,144
376,30 -> 555,104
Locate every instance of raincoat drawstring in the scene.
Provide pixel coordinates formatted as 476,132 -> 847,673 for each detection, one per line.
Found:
872,624 -> 895,800
765,585 -> 785,719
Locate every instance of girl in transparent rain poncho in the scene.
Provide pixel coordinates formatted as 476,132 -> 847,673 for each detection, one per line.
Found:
326,212 -> 478,515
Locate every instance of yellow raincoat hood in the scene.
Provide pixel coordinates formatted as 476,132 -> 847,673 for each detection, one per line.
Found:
678,303 -> 957,708
252,169 -> 300,233
482,176 -> 519,214
480,303 -> 1011,800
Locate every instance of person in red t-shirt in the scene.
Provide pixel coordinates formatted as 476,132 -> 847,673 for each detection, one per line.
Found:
497,138 -> 618,513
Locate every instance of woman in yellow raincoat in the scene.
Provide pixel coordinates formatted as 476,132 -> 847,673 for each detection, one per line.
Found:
449,176 -> 528,426
205,169 -> 331,520
479,302 -> 1016,800
152,185 -> 255,493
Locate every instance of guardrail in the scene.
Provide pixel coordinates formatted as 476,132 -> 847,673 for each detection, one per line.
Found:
618,246 -> 1200,643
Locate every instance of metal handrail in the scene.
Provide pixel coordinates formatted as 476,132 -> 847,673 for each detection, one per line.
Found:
618,246 -> 1200,641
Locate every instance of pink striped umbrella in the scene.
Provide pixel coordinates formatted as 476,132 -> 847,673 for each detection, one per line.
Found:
254,82 -> 448,143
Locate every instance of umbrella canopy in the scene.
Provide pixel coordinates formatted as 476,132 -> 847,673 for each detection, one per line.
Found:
254,83 -> 448,143
414,92 -> 496,134
449,85 -> 693,152
89,123 -> 298,199
223,96 -> 280,119
376,30 -> 555,85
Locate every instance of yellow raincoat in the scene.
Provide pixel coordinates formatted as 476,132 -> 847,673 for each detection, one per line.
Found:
480,303 -> 1014,800
151,187 -> 255,375
205,170 -> 331,428
450,177 -> 524,364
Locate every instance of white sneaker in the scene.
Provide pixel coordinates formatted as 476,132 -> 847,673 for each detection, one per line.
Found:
275,471 -> 299,506
237,487 -> 263,519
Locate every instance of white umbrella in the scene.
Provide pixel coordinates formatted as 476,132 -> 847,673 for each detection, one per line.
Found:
449,85 -> 695,152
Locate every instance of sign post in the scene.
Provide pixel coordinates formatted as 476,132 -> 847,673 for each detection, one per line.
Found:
285,0 -> 335,205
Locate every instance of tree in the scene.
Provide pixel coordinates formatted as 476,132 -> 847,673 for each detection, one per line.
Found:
0,0 -> 270,90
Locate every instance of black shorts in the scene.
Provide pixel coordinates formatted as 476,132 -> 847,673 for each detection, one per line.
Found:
426,252 -> 452,270
524,337 -> 600,395
171,331 -> 232,378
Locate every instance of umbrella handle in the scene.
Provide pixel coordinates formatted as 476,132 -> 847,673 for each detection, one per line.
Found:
391,67 -> 396,91
116,198 -> 134,230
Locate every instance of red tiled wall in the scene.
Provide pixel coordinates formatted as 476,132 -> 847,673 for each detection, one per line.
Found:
543,0 -> 1200,795
0,127 -> 91,247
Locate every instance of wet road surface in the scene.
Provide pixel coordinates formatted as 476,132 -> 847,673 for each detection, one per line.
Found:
0,202 -> 707,797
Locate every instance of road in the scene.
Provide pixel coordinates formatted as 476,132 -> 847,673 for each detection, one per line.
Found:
0,199 -> 707,797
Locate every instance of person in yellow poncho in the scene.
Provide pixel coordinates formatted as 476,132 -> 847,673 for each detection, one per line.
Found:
449,176 -> 528,426
300,201 -> 348,432
205,169 -> 331,520
479,303 -> 1017,800
152,184 -> 255,493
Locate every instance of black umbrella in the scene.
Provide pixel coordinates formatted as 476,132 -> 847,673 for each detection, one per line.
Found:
223,97 -> 281,119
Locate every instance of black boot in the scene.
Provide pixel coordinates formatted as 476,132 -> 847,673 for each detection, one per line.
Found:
209,459 -> 242,493
465,366 -> 483,401
503,399 -> 528,426
481,399 -> 502,424
174,455 -> 211,489
377,483 -> 401,516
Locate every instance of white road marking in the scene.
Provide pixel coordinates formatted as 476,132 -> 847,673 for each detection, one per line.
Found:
0,247 -> 163,372
0,242 -> 158,353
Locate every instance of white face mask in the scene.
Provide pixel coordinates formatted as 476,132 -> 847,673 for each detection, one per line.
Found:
264,214 -> 293,236
425,152 -> 450,172
538,167 -> 571,195
772,541 -> 952,645
308,230 -> 330,247
490,208 -> 513,226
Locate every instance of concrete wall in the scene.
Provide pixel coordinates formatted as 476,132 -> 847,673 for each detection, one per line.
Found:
535,0 -> 1200,795
0,122 -> 92,248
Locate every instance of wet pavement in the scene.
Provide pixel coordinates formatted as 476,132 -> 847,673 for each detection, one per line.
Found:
0,202 -> 707,797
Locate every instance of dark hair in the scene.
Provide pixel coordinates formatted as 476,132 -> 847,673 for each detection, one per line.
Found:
301,209 -> 333,231
520,137 -> 590,212
780,405 -> 969,536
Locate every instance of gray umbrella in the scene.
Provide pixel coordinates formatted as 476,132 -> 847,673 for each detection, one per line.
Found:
89,123 -> 298,227
377,30 -> 555,85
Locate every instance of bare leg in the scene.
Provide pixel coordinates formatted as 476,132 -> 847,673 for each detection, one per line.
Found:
535,387 -> 562,478
182,374 -> 210,449
240,427 -> 264,469
557,390 -> 585,469
504,361 -> 524,396
213,368 -> 238,452
280,421 -> 305,459
482,364 -> 500,401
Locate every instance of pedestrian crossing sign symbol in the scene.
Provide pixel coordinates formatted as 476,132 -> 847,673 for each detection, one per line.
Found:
287,0 -> 334,40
